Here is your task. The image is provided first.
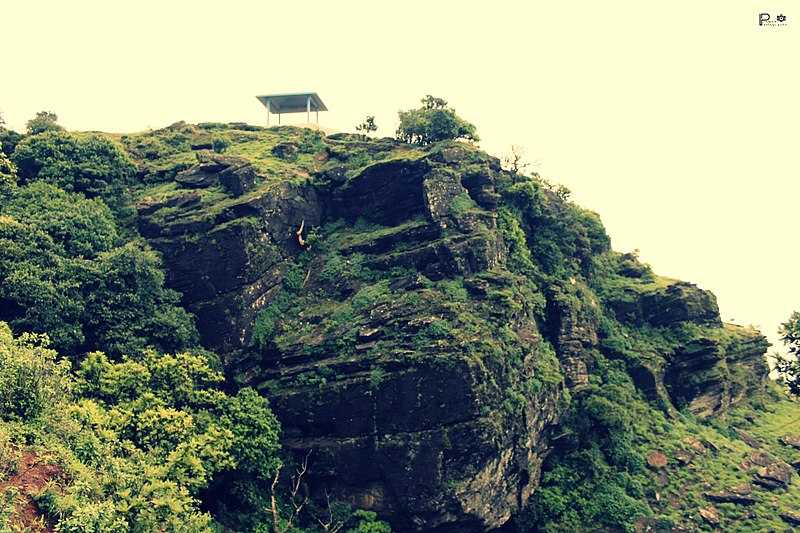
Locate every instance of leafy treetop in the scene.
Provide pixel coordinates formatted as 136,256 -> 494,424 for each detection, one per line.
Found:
26,110 -> 63,135
396,95 -> 479,145
775,311 -> 800,395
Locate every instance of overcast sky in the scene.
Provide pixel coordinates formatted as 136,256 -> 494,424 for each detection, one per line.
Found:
2,1 -> 798,353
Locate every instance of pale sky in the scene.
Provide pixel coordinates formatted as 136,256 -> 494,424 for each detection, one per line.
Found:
2,1 -> 798,353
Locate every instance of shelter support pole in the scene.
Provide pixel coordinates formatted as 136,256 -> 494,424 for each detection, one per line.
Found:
307,95 -> 311,123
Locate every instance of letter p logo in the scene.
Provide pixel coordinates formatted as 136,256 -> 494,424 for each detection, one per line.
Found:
759,13 -> 770,25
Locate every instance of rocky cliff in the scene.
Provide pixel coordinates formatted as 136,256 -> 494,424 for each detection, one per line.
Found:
127,123 -> 773,531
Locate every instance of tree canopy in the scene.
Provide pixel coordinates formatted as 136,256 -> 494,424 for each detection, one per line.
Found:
0,183 -> 196,357
25,110 -> 63,135
775,311 -> 800,395
396,95 -> 479,145
11,130 -> 136,218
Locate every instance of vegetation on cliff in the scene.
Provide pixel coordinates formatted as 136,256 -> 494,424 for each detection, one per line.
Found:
0,104 -> 796,532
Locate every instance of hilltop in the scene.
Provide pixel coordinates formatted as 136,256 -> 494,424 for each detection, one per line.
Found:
0,118 -> 797,532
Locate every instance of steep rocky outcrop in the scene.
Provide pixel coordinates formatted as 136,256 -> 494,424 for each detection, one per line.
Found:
664,326 -> 769,417
132,129 -> 772,531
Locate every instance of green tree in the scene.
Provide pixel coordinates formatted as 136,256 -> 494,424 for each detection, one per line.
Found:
25,110 -> 63,135
11,130 -> 136,219
82,242 -> 198,357
0,153 -> 16,202
396,95 -> 479,145
0,185 -> 197,357
3,181 -> 118,257
775,311 -> 800,395
355,115 -> 378,136
0,128 -> 23,156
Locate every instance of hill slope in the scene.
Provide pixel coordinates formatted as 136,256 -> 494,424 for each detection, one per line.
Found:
0,121 -> 797,532
125,123 -> 796,532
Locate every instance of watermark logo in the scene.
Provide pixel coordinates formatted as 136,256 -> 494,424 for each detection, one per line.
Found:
758,13 -> 788,26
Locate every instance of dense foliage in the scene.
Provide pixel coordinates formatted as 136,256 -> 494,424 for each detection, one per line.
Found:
12,130 -> 136,219
0,182 -> 196,357
775,311 -> 800,395
0,323 -> 283,531
396,95 -> 479,145
25,111 -> 63,135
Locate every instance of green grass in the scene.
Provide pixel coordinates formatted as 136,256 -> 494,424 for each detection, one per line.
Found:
632,388 -> 800,532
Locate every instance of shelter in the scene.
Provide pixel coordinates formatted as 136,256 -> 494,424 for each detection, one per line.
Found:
255,92 -> 328,125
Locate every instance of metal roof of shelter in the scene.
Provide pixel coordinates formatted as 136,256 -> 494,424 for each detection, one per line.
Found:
256,92 -> 328,113
256,92 -> 327,125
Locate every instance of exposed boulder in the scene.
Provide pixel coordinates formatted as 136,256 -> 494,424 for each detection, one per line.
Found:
641,282 -> 722,328
753,461 -> 794,490
704,485 -> 756,505
780,434 -> 800,449
780,511 -> 800,526
646,451 -> 668,469
698,506 -> 720,526
664,327 -> 769,418
174,152 -> 258,196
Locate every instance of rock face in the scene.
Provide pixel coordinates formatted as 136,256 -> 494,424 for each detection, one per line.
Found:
137,175 -> 322,353
138,145 -> 559,531
134,132 -> 771,531
641,282 -> 722,328
664,327 -> 769,418
606,281 -> 722,328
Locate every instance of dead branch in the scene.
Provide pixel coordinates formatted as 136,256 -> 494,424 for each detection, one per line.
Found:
296,219 -> 308,248
315,489 -> 344,533
267,452 -> 312,533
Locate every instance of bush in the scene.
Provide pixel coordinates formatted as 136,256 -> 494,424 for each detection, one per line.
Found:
0,153 -> 16,203
212,136 -> 231,153
0,322 -> 71,421
396,95 -> 479,145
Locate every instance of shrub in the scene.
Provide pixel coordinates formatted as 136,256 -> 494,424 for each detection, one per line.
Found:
0,322 -> 71,421
355,116 -> 378,136
212,136 -> 231,153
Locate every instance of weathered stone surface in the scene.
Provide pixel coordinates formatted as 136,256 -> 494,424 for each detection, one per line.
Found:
753,461 -> 794,490
135,135 -> 772,532
641,282 -> 722,328
698,506 -> 720,526
704,486 -> 756,505
607,281 -> 723,329
174,164 -> 220,188
272,141 -> 299,160
330,158 -> 431,226
780,510 -> 800,526
546,285 -> 598,389
647,451 -> 668,469
736,430 -> 762,449
780,434 -> 800,449
664,328 -> 769,418
137,180 -> 321,353
138,148 -> 566,531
